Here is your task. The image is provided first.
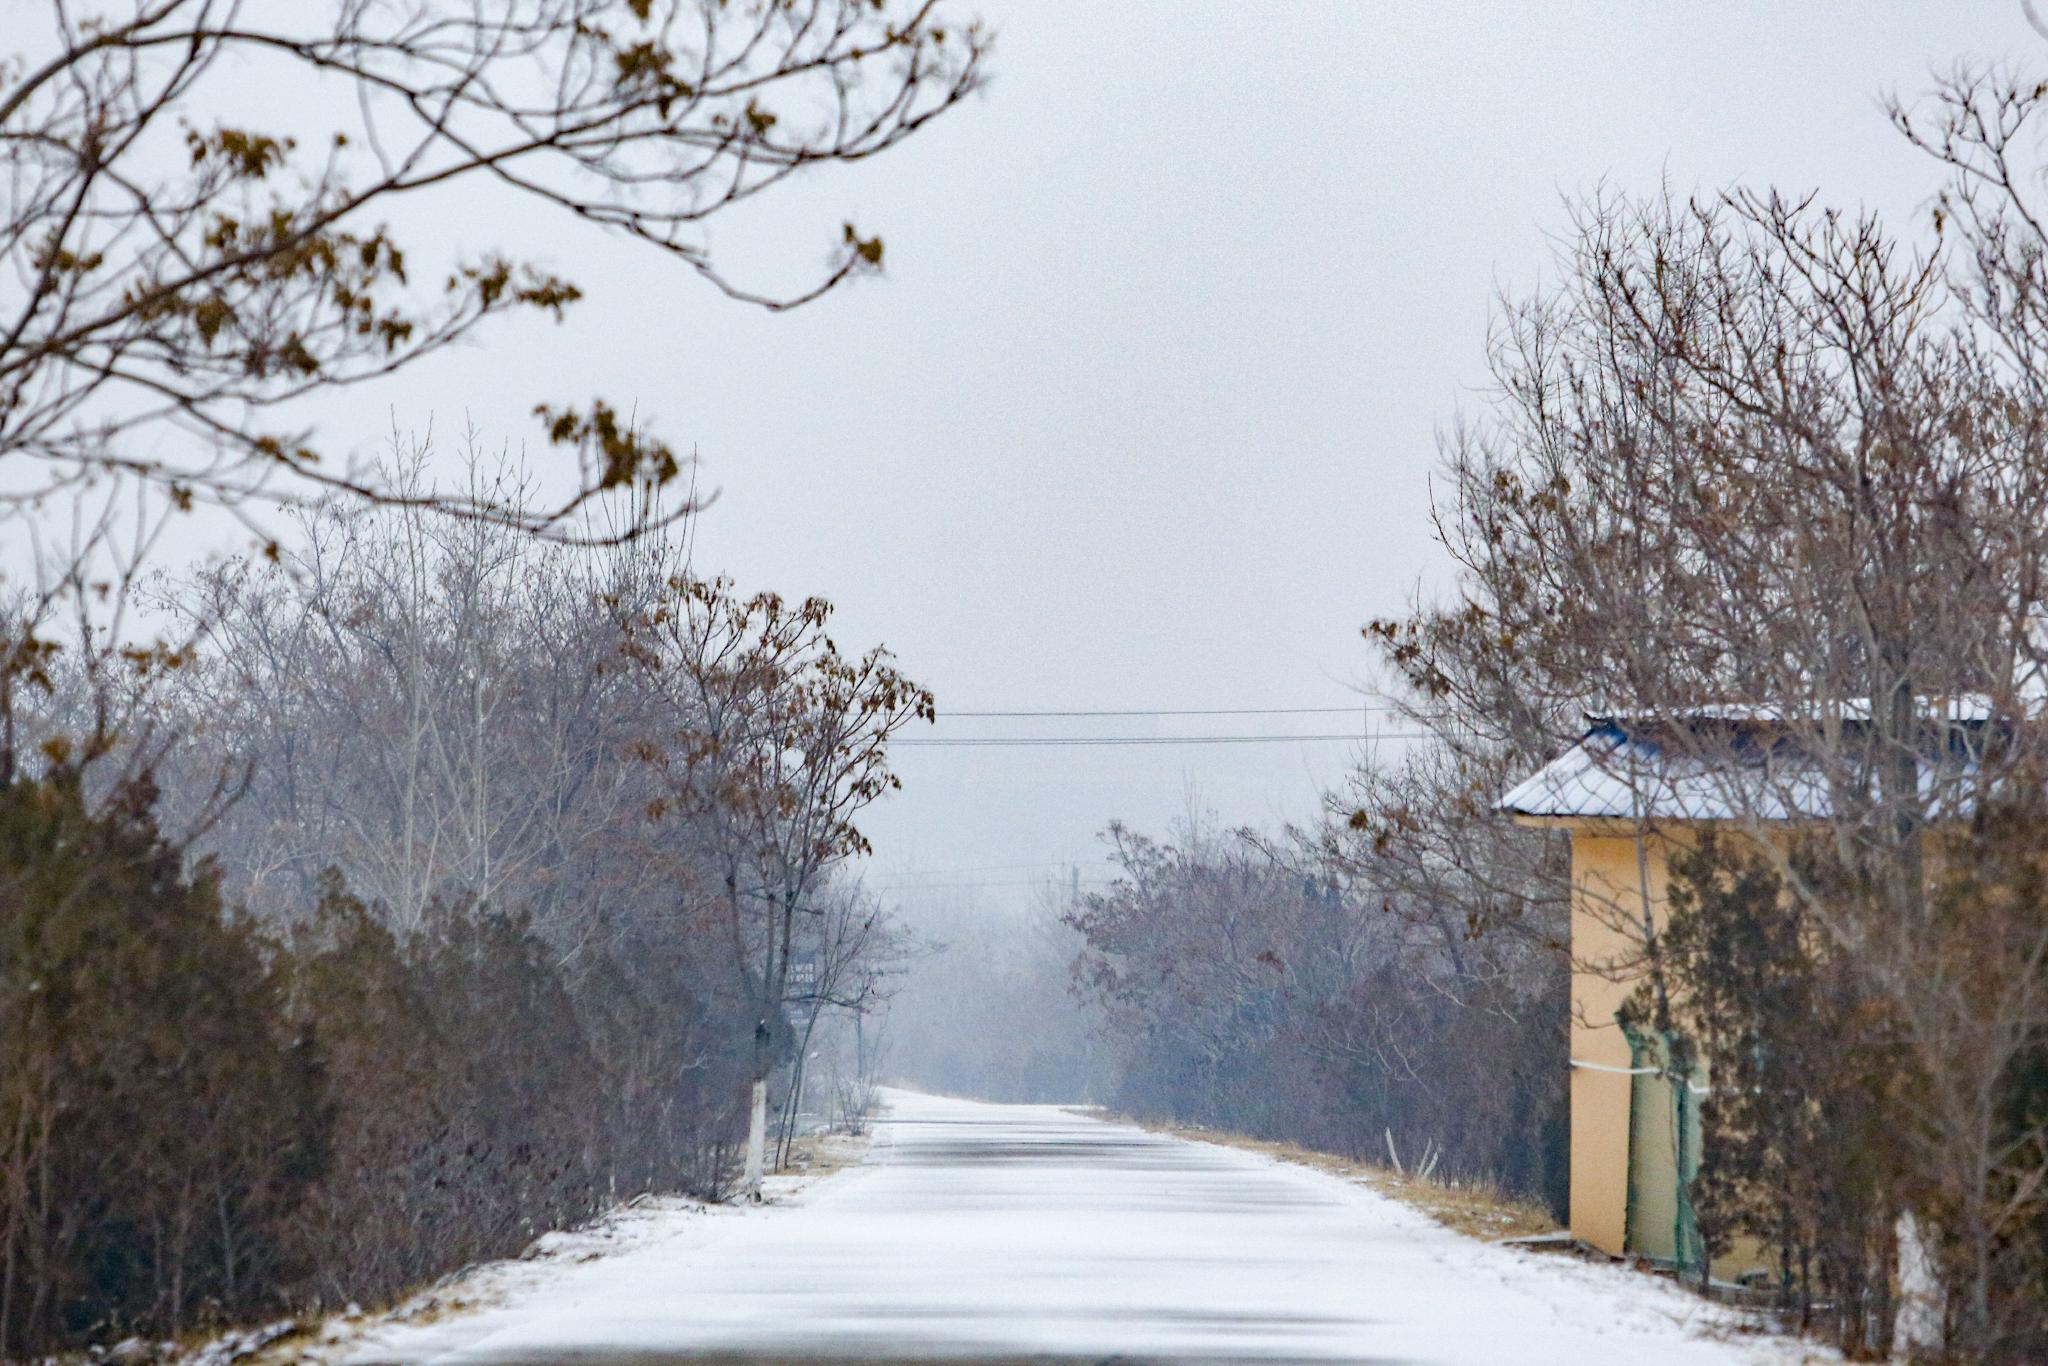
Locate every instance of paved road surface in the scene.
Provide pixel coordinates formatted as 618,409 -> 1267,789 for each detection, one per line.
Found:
350,1091 -> 1810,1365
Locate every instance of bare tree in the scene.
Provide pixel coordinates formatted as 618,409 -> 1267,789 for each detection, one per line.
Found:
1383,179 -> 2048,1356
1,0 -> 987,542
623,575 -> 932,1197
153,433 -> 667,931
771,878 -> 907,1167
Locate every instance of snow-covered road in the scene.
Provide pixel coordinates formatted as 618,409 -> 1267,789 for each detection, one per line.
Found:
349,1090 -> 1822,1364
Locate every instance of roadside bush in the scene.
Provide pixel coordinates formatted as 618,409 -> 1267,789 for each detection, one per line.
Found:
283,882 -> 750,1310
0,773 -> 325,1358
1311,960 -> 1567,1207
284,885 -> 609,1304
284,882 -> 453,1305
1645,826 -> 2048,1362
0,779 -> 753,1360
1637,842 -> 1907,1355
571,928 -> 752,1203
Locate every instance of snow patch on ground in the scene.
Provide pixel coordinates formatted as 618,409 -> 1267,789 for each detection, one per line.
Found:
262,1140 -> 862,1365
1175,1130 -> 1833,1364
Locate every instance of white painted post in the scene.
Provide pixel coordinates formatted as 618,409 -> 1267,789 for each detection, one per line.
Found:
744,1077 -> 769,1201
1894,1211 -> 1943,1355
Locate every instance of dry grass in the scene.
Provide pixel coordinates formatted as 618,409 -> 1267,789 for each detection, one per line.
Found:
777,1126 -> 873,1178
1101,1113 -> 1559,1243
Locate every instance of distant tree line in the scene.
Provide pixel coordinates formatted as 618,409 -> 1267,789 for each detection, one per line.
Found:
1062,800 -> 1567,1212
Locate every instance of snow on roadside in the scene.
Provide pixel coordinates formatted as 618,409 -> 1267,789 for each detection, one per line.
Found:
1151,1120 -> 1838,1365
247,1134 -> 869,1365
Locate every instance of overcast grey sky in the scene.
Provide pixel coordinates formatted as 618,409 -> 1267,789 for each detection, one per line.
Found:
268,3 -> 2044,909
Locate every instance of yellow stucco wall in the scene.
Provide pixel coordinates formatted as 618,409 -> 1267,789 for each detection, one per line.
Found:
1568,831 -> 1680,1257
1566,825 -> 1774,1276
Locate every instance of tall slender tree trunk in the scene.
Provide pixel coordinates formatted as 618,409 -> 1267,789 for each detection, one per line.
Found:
776,1004 -> 824,1168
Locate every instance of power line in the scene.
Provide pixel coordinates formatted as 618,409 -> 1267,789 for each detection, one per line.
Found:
941,705 -> 1378,719
877,859 -> 1100,876
893,732 -> 1432,747
876,877 -> 1115,893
